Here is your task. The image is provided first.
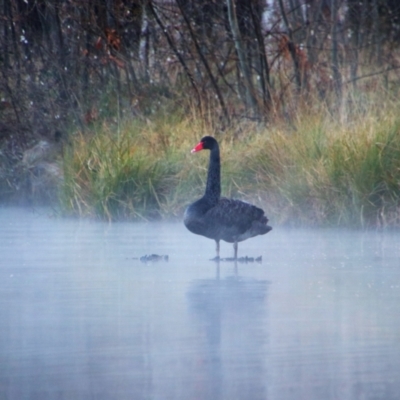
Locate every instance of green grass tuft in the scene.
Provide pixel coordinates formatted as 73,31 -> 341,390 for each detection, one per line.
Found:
60,98 -> 400,227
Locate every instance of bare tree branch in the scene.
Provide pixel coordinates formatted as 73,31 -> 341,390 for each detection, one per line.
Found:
176,0 -> 230,124
226,0 -> 259,116
147,1 -> 201,105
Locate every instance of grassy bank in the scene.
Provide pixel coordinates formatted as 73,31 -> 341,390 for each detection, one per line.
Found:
61,98 -> 400,227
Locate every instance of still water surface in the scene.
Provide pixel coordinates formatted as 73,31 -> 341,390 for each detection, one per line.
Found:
1,207 -> 400,400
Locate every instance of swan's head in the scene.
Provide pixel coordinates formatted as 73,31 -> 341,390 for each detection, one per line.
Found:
191,136 -> 218,153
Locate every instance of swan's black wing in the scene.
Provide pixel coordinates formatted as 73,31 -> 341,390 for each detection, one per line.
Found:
204,198 -> 270,243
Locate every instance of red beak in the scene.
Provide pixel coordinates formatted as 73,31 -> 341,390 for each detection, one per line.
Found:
191,141 -> 204,153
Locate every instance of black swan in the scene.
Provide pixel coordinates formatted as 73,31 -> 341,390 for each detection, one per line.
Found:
184,136 -> 272,259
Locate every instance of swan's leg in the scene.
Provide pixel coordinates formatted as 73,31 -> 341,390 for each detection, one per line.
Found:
233,241 -> 238,259
215,240 -> 220,258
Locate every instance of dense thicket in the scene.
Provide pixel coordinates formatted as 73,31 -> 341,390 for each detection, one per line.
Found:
1,0 -> 400,204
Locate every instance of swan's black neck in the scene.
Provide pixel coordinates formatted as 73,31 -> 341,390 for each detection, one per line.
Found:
204,143 -> 221,204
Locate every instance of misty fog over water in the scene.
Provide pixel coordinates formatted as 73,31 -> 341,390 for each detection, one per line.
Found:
1,207 -> 400,400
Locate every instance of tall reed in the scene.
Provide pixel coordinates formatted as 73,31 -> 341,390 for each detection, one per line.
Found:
61,96 -> 400,227
242,101 -> 400,227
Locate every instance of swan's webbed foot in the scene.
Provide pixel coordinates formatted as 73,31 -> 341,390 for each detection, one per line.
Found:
211,256 -> 262,263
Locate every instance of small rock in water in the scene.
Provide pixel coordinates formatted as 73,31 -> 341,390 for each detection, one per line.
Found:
139,254 -> 169,263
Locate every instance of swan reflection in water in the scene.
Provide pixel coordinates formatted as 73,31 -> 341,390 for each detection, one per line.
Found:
186,263 -> 270,400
